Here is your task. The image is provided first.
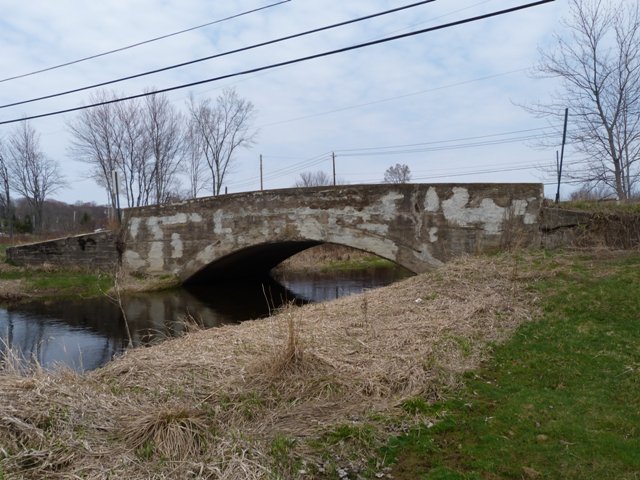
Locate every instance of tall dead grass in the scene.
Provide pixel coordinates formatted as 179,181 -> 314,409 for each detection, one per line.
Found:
578,212 -> 640,249
0,254 -> 543,479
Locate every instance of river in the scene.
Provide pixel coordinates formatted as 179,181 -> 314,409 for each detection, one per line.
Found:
0,267 -> 410,372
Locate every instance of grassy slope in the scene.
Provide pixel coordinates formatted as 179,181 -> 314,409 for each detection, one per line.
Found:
385,251 -> 640,479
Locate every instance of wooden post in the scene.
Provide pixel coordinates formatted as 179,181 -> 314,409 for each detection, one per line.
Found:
332,152 -> 336,186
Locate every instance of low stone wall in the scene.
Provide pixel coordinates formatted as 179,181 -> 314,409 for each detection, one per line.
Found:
540,207 -> 640,249
540,208 -> 595,248
6,231 -> 119,270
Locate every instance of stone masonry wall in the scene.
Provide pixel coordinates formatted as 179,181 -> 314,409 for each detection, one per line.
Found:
540,207 -> 640,249
6,231 -> 119,270
121,183 -> 544,281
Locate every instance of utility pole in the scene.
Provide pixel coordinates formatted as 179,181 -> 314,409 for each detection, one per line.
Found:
332,152 -> 336,186
112,170 -> 122,225
260,154 -> 263,191
555,107 -> 569,204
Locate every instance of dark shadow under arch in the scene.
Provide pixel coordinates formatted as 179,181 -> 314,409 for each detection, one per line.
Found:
185,240 -> 323,284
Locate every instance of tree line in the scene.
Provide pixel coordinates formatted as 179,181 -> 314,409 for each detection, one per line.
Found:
0,88 -> 255,234
68,88 -> 256,209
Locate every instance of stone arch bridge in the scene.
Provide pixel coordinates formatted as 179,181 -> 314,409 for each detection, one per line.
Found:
119,183 -> 542,282
6,184 -> 543,282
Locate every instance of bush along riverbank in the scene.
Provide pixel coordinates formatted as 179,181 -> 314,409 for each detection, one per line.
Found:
0,249 -> 638,479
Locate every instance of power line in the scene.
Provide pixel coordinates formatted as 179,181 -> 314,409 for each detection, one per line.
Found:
335,127 -> 558,154
342,159 -> 551,177
359,0 -> 493,47
229,149 -> 569,190
228,152 -> 332,188
338,160 -> 586,184
259,68 -> 529,128
411,160 -> 584,181
0,0 -> 438,110
229,127 -> 576,188
0,0 -> 292,85
0,0 -> 555,126
337,134 -> 557,156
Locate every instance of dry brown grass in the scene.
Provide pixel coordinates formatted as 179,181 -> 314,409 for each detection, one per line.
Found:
0,254 -> 543,479
119,406 -> 210,460
577,212 -> 640,249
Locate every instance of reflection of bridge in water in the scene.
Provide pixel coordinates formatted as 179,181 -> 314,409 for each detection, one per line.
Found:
0,276 -> 297,371
0,267 -> 408,372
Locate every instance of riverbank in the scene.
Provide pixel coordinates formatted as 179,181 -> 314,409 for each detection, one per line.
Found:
1,250 -> 638,479
0,244 -> 395,305
388,248 -> 640,479
0,252 -> 540,478
0,243 -> 181,305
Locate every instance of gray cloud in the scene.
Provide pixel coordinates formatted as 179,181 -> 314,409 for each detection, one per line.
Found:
0,0 -> 570,202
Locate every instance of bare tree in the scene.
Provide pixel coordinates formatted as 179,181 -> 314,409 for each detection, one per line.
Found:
7,122 -> 65,232
184,121 -> 208,198
188,89 -> 256,196
569,182 -> 614,201
69,90 -> 186,209
68,91 -> 121,210
531,0 -> 640,200
383,163 -> 412,183
113,99 -> 151,208
144,92 -> 184,204
0,139 -> 11,233
294,170 -> 332,187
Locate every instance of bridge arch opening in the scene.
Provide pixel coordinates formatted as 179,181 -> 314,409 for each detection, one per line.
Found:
185,241 -> 322,283
184,241 -> 410,284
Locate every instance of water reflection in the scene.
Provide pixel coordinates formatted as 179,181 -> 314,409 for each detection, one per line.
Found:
0,267 -> 410,372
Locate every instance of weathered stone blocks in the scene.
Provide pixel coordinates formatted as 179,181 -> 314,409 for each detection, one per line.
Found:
120,183 -> 543,281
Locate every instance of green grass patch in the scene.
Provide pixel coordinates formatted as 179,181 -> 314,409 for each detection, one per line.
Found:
270,434 -> 302,477
384,252 -> 640,479
0,268 -> 112,299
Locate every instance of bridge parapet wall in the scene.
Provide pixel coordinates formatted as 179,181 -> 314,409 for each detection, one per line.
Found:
6,231 -> 118,270
121,183 -> 543,281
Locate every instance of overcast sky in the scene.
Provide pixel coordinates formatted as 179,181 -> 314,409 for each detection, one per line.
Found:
0,0 -> 572,204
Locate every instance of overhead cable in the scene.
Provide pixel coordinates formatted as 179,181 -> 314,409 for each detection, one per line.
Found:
0,0 -> 556,126
337,134 -> 557,156
229,152 -> 332,188
259,68 -> 529,128
0,0 -> 438,110
0,0 -> 292,84
335,127 -> 558,154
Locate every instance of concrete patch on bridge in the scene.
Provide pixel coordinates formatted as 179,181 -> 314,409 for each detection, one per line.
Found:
119,183 -> 543,282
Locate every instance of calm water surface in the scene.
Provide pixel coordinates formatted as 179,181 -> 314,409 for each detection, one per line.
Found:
0,267 -> 410,372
